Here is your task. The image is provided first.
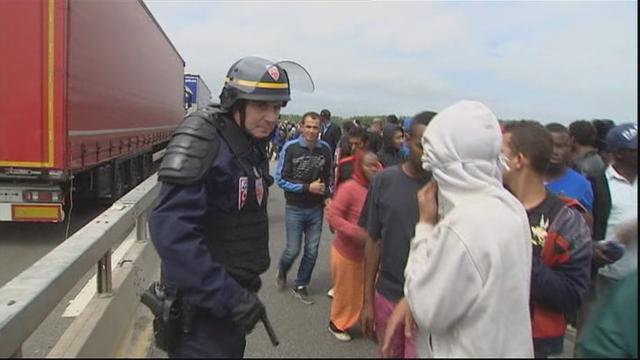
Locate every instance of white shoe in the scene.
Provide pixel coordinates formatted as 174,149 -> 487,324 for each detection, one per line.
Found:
329,321 -> 351,342
327,288 -> 334,299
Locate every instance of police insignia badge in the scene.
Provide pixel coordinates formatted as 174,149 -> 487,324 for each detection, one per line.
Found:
255,178 -> 264,206
238,177 -> 248,210
267,65 -> 280,81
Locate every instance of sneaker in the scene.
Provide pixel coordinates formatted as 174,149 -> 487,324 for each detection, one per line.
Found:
276,270 -> 286,291
291,286 -> 314,305
327,288 -> 334,299
329,321 -> 351,342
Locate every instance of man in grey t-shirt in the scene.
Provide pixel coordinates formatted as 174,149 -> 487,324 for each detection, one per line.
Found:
359,112 -> 434,357
570,120 -> 606,179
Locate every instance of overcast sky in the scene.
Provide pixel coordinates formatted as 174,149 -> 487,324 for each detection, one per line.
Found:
145,0 -> 637,124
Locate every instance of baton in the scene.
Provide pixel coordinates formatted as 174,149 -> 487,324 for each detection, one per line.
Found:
261,313 -> 279,346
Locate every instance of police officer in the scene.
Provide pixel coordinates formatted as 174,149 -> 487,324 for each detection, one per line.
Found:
149,56 -> 305,357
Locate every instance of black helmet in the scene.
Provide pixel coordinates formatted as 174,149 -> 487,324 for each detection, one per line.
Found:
219,56 -> 291,111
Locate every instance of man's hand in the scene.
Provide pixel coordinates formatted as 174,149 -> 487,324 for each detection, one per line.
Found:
229,291 -> 265,334
360,300 -> 376,338
593,243 -> 613,265
418,180 -> 438,225
382,298 -> 415,358
309,179 -> 326,195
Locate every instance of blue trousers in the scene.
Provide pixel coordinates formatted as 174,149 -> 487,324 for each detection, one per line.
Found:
278,205 -> 324,287
168,313 -> 245,358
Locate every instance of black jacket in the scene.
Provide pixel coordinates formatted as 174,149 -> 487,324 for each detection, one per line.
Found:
275,137 -> 333,208
321,121 -> 342,154
377,124 -> 404,168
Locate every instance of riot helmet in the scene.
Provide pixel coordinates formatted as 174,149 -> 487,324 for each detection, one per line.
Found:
220,57 -> 291,111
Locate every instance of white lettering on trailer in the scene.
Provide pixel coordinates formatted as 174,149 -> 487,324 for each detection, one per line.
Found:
0,203 -> 11,221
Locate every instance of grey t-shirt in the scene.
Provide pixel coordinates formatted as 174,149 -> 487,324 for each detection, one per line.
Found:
359,165 -> 431,302
573,150 -> 606,179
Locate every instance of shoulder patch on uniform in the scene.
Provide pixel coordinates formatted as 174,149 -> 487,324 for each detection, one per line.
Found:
158,113 -> 221,185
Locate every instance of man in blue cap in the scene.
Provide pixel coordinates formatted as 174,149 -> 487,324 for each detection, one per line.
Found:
577,123 -> 638,344
594,123 -> 637,287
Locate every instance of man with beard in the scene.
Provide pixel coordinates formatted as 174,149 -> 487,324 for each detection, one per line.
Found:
359,114 -> 433,357
544,123 -> 594,213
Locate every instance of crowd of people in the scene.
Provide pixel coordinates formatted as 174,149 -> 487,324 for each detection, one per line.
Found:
149,56 -> 635,358
272,105 -> 637,358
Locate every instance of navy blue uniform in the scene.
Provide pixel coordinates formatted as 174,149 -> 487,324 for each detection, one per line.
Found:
149,113 -> 270,357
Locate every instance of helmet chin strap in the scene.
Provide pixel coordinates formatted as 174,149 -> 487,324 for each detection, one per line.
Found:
239,103 -> 247,130
238,102 -> 264,145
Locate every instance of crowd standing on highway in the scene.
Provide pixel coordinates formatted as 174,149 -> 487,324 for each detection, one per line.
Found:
147,55 -> 637,359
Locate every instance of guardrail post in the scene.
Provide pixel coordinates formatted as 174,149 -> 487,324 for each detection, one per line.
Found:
10,345 -> 21,358
97,251 -> 112,296
136,211 -> 149,241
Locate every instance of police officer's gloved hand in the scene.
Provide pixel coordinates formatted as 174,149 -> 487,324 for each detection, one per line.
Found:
229,290 -> 265,334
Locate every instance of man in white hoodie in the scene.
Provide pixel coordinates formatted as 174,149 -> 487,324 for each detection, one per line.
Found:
382,101 -> 534,357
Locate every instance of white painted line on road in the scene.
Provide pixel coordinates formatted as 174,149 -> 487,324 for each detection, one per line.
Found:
61,230 -> 138,318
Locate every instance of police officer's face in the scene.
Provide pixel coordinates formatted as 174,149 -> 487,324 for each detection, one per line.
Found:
302,116 -> 322,144
238,100 -> 282,139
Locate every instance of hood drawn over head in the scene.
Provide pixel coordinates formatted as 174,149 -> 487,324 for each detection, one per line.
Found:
421,100 -> 519,215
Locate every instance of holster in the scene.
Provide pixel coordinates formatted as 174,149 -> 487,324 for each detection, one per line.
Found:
141,282 -> 192,353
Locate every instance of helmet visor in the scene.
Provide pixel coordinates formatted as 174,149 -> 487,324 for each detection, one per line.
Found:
275,60 -> 315,93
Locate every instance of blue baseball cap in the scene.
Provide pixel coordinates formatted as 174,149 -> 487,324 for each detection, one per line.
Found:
606,123 -> 637,150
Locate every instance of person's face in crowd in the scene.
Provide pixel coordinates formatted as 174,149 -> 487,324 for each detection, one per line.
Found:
371,121 -> 382,133
549,131 -> 571,167
392,130 -> 404,150
407,124 -> 427,173
302,116 -> 321,144
501,133 -> 523,186
349,136 -> 365,153
614,148 -> 638,171
361,153 -> 380,181
237,100 -> 281,139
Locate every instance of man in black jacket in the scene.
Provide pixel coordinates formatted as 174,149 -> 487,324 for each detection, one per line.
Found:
320,109 -> 342,155
275,112 -> 333,305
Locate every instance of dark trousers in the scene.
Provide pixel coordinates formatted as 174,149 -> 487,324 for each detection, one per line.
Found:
169,312 -> 246,358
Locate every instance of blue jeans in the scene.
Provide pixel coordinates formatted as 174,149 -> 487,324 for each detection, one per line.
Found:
278,205 -> 324,287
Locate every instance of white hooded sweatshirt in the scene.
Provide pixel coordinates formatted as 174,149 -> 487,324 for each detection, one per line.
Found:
404,100 -> 533,357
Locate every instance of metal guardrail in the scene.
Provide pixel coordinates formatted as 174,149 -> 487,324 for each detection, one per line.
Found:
0,174 -> 160,358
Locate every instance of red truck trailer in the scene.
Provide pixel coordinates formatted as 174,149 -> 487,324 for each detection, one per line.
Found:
0,0 -> 185,222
